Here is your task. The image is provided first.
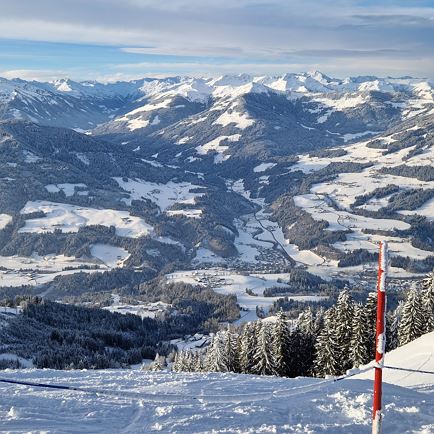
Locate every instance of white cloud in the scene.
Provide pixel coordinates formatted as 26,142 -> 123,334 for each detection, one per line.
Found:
0,0 -> 433,79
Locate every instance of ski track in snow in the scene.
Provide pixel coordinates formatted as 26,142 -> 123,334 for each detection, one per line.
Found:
0,369 -> 433,433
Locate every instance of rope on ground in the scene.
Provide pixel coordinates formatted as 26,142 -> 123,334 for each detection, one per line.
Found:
0,378 -> 196,404
383,366 -> 434,376
1,366 -> 375,405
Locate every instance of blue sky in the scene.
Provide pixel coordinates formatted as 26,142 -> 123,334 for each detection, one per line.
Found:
0,0 -> 433,81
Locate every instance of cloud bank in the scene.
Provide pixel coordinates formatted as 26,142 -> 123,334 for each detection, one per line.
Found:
0,0 -> 433,80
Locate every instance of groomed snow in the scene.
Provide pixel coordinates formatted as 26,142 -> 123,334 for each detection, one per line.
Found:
356,331 -> 434,392
0,368 -> 432,433
19,201 -> 153,238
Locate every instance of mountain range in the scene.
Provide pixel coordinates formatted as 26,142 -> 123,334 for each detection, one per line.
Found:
0,71 -> 432,303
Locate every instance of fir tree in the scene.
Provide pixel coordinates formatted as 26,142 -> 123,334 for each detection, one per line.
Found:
334,289 -> 355,372
224,326 -> 240,373
239,322 -> 257,374
350,304 -> 371,367
252,322 -> 277,376
364,292 -> 377,360
386,302 -> 403,352
398,288 -> 426,346
272,311 -> 291,377
297,307 -> 315,335
205,331 -> 228,372
422,271 -> 434,333
314,307 -> 341,377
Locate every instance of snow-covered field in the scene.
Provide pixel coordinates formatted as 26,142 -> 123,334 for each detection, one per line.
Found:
90,244 -> 130,268
1,333 -> 433,433
104,301 -> 171,319
20,201 -> 153,238
167,269 -> 326,323
0,253 -> 102,287
114,178 -> 205,211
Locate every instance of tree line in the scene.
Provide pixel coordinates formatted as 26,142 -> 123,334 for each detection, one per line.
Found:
173,272 -> 434,378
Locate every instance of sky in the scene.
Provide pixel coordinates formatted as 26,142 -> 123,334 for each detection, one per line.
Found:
0,0 -> 433,82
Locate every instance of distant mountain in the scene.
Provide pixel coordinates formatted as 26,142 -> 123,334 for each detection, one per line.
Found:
0,72 -> 433,302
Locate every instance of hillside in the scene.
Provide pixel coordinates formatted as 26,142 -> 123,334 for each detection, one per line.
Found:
0,72 -> 433,321
0,332 -> 433,433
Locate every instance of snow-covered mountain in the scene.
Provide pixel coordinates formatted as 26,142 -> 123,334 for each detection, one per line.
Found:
0,71 -> 433,309
1,72 -> 432,141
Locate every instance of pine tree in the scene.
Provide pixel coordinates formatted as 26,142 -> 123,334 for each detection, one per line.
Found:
224,326 -> 240,373
314,307 -> 341,377
252,322 -> 277,376
172,351 -> 184,372
364,292 -> 377,360
204,331 -> 228,372
350,304 -> 371,367
272,311 -> 291,377
297,307 -> 315,335
398,288 -> 426,346
422,271 -> 434,333
314,307 -> 325,334
386,302 -> 403,352
239,322 -> 257,374
334,289 -> 355,372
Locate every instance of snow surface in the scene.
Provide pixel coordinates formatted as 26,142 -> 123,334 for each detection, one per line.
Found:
253,163 -> 276,173
0,253 -> 102,287
114,178 -> 205,211
0,364 -> 432,433
19,201 -> 153,238
213,108 -> 255,130
90,244 -> 130,268
0,214 -> 12,230
45,183 -> 88,197
167,269 -> 326,322
356,331 -> 434,392
196,135 -> 241,164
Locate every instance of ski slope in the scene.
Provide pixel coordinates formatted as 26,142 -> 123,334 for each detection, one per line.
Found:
1,333 -> 433,433
356,331 -> 434,393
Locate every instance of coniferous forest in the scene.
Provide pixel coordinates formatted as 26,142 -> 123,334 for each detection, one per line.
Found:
173,272 -> 434,378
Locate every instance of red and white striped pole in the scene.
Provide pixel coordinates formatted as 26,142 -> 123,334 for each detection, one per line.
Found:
372,241 -> 388,434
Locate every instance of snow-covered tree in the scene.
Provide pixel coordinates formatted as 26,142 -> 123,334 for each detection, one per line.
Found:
224,325 -> 240,373
350,304 -> 371,367
205,331 -> 229,372
252,322 -> 277,376
364,292 -> 377,360
313,307 -> 325,336
398,288 -> 425,346
386,301 -> 403,352
172,350 -> 185,372
297,306 -> 315,335
149,353 -> 165,371
422,271 -> 434,333
314,307 -> 341,377
239,322 -> 257,374
272,311 -> 291,377
334,289 -> 355,372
